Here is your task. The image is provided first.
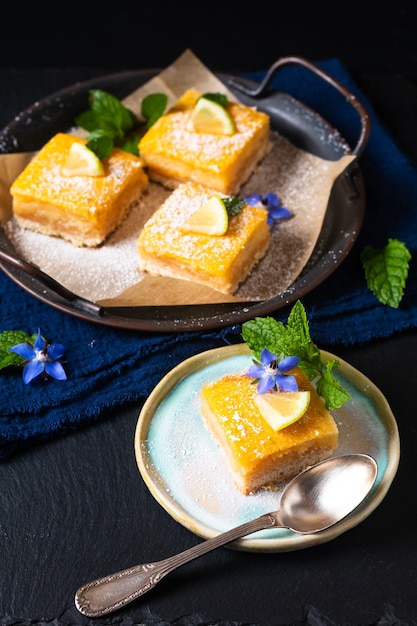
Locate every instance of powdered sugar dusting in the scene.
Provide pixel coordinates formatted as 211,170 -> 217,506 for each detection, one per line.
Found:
5,184 -> 169,299
236,133 -> 338,299
141,101 -> 268,171
4,131 -> 352,302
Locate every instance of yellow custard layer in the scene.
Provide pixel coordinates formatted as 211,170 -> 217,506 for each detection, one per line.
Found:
139,89 -> 271,195
137,182 -> 270,294
10,133 -> 149,247
200,369 -> 339,494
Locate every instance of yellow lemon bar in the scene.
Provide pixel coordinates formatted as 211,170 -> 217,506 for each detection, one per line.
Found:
10,133 -> 149,247
137,182 -> 270,294
138,89 -> 271,195
200,370 -> 339,495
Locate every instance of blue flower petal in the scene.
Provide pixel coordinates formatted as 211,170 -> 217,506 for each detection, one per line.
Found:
45,360 -> 67,381
10,343 -> 35,360
245,363 -> 265,379
270,206 -> 292,220
257,376 -> 275,394
48,343 -> 66,360
34,329 -> 45,352
260,348 -> 277,365
276,374 -> 299,392
263,192 -> 280,207
279,355 -> 300,373
244,193 -> 262,207
22,359 -> 44,384
244,192 -> 292,226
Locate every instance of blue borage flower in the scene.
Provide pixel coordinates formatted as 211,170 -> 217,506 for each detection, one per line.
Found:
244,192 -> 292,226
10,328 -> 67,384
244,347 -> 300,394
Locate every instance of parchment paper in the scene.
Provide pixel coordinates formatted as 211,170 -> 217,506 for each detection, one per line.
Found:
0,49 -> 355,306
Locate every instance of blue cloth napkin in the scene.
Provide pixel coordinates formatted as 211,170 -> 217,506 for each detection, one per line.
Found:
1,59 -> 416,459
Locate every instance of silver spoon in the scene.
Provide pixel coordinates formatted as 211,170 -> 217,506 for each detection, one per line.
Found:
75,453 -> 377,618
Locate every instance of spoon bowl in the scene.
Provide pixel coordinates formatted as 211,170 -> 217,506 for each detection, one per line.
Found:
75,453 -> 377,618
279,453 -> 378,533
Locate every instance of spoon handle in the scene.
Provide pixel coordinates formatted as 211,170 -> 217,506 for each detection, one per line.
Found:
75,512 -> 278,617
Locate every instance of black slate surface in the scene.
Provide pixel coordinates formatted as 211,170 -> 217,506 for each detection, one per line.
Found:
1,43 -> 417,626
1,325 -> 417,625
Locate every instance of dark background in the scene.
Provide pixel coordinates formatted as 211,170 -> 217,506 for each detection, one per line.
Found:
2,1 -> 416,75
2,1 -> 416,161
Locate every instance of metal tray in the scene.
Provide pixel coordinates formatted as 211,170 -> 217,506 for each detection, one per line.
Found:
0,56 -> 370,332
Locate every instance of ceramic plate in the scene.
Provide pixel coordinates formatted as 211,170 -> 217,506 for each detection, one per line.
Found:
135,344 -> 400,552
0,68 -> 366,332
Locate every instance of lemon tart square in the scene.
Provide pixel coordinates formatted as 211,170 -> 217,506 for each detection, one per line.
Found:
10,133 -> 149,247
136,182 -> 270,294
200,370 -> 339,495
138,88 -> 271,196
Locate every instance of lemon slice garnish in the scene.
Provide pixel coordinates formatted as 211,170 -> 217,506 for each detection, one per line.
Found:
187,97 -> 235,135
181,195 -> 229,235
254,391 -> 311,431
61,142 -> 104,177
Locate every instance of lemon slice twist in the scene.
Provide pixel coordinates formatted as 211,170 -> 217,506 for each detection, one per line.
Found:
187,97 -> 235,135
181,195 -> 229,235
254,391 -> 311,431
62,142 -> 104,177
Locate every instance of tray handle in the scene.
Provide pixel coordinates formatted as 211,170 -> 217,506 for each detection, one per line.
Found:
228,55 -> 371,158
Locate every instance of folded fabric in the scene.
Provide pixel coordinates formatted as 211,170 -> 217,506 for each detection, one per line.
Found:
1,59 -> 416,459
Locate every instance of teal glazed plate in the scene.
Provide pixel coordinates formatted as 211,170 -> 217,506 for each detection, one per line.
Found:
134,344 -> 400,553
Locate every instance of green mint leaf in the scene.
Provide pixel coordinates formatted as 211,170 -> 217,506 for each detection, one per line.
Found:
74,109 -> 102,133
76,93 -> 121,138
241,301 -> 350,410
284,300 -> 312,354
223,197 -> 246,218
120,133 -> 140,156
316,360 -> 350,411
241,316 -> 287,362
361,238 -> 411,308
284,301 -> 322,378
0,330 -> 32,371
141,93 -> 168,129
86,130 -> 114,160
88,89 -> 137,135
201,93 -> 228,108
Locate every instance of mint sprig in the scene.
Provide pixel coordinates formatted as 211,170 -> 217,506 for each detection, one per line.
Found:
141,93 -> 168,129
241,301 -> 350,410
76,89 -> 139,158
361,238 -> 411,308
75,90 -> 168,159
